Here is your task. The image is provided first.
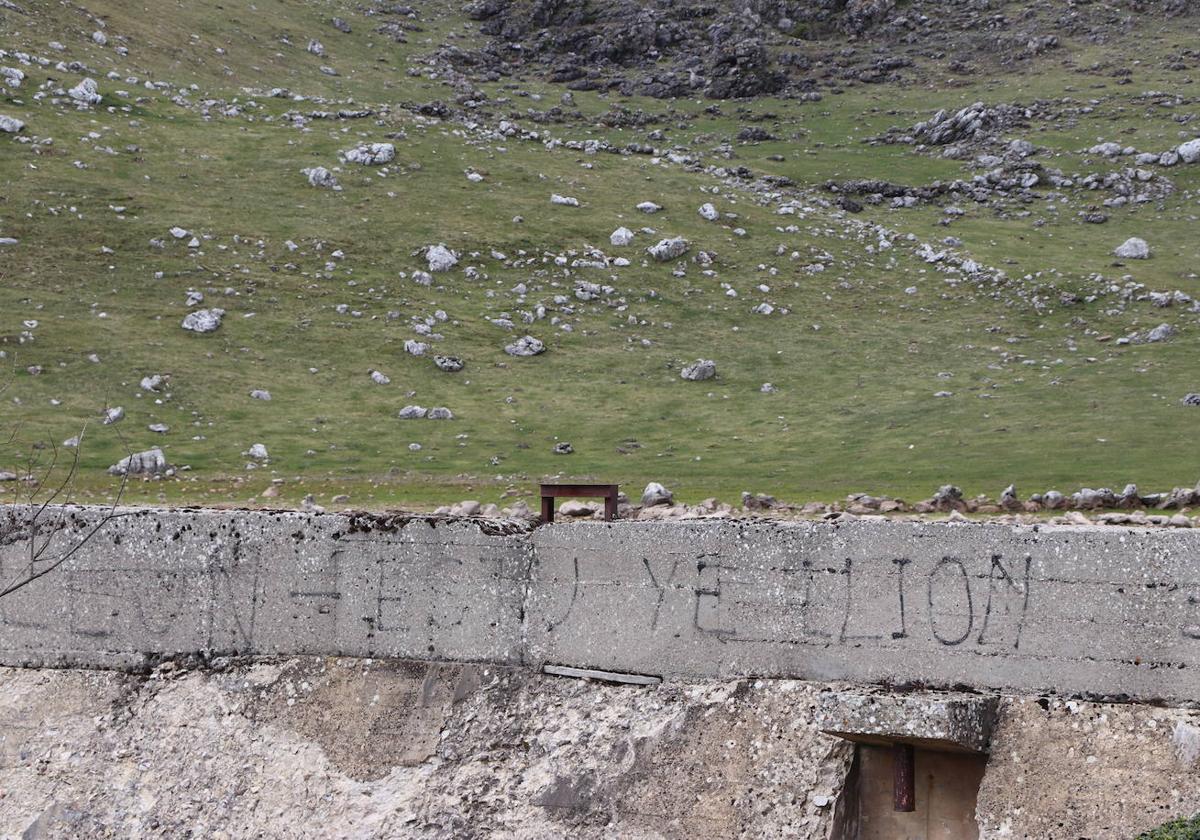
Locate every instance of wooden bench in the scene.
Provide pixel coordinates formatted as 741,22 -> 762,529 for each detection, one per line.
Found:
540,483 -> 619,523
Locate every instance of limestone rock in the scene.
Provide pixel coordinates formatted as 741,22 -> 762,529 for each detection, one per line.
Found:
1178,138 -> 1200,165
303,166 -> 339,189
344,143 -> 395,165
107,448 -> 169,476
610,227 -> 634,247
504,335 -> 545,357
648,237 -> 690,261
641,482 -> 673,507
68,77 -> 102,106
181,308 -> 224,334
426,244 -> 458,273
680,359 -> 716,381
1113,237 -> 1150,260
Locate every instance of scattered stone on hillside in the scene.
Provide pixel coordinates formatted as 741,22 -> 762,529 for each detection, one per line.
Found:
107,447 -> 169,476
1146,323 -> 1175,343
140,374 -> 164,392
0,114 -> 24,133
1178,138 -> 1200,165
505,335 -> 545,357
307,39 -> 325,56
370,370 -> 391,385
1000,484 -> 1021,511
343,142 -> 395,165
637,201 -> 662,213
404,340 -> 428,356
1088,141 -> 1125,158
303,166 -> 339,189
398,405 -> 427,419
181,308 -> 224,334
1007,139 -> 1035,157
761,383 -> 777,393
0,67 -> 24,89
426,244 -> 458,272
92,30 -> 107,46
0,471 -> 16,481
551,194 -> 579,206
681,359 -> 716,381
148,423 -> 169,434
68,77 -> 102,107
558,500 -> 596,517
641,481 -> 673,507
102,406 -> 124,425
909,102 -> 1027,146
428,406 -> 454,420
169,226 -> 189,239
249,389 -> 271,400
610,226 -> 634,246
245,443 -> 269,461
1113,237 -> 1150,260
1038,490 -> 1065,510
698,202 -> 719,221
450,500 -> 481,517
648,237 -> 690,261
331,17 -> 352,33
434,355 -> 464,372
552,442 -> 574,455
0,237 -> 17,246
933,484 -> 964,510
1182,394 -> 1200,407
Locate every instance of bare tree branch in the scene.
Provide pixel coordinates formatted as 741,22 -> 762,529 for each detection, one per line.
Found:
0,366 -> 132,600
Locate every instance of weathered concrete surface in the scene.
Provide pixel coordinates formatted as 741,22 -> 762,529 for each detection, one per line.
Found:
3,506 -> 1200,704
0,659 -> 853,839
977,696 -> 1200,839
0,507 -> 531,669
528,519 -> 1200,704
1,660 -> 1197,839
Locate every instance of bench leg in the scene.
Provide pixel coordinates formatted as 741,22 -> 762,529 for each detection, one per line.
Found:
541,495 -> 554,524
604,495 -> 618,521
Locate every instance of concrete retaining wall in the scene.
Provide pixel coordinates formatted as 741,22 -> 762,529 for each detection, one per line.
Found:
2,505 -> 1198,704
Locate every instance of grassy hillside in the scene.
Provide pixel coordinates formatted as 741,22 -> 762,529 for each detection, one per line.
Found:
2,0 -> 1199,511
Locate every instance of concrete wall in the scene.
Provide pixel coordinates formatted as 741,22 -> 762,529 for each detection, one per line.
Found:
2,505 -> 1199,704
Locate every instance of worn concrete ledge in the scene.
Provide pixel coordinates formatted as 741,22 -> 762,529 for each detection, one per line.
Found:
2,505 -> 1199,705
815,687 -> 1000,753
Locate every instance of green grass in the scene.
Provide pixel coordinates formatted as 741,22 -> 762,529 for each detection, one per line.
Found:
2,0 -> 1200,512
1138,815 -> 1200,840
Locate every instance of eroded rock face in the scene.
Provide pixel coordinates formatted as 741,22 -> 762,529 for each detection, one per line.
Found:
0,660 -> 853,838
977,697 -> 1200,839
